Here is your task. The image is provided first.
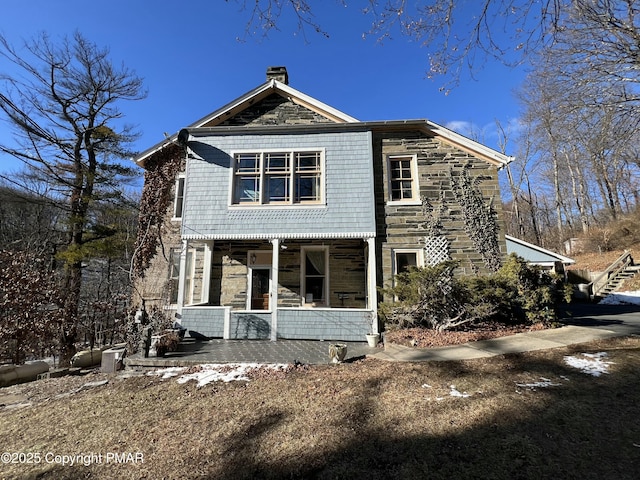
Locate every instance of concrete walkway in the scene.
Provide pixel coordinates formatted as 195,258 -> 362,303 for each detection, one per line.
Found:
371,303 -> 640,362
125,304 -> 640,368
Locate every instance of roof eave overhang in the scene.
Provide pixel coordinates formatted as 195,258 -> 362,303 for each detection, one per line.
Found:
506,235 -> 576,264
423,121 -> 514,168
179,119 -> 513,168
182,232 -> 376,241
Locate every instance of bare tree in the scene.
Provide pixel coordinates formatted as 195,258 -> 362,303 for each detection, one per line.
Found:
548,0 -> 640,116
516,40 -> 640,245
0,32 -> 146,365
231,2 -> 638,87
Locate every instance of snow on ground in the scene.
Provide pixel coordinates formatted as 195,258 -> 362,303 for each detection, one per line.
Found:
448,385 -> 471,398
514,354 -> 612,391
516,378 -> 562,390
148,363 -> 289,387
599,291 -> 640,305
564,352 -> 613,377
148,348 -> 616,392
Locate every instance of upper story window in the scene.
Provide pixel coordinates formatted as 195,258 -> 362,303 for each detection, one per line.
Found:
387,154 -> 419,203
232,150 -> 323,205
173,174 -> 185,219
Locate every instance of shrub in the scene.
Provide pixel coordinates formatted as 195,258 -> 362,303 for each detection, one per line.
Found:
494,254 -> 570,324
379,255 -> 570,332
379,261 -> 497,332
0,250 -> 64,364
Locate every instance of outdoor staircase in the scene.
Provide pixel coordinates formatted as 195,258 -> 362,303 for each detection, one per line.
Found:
589,251 -> 640,300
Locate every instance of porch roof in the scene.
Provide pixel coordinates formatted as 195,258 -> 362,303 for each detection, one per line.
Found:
182,231 -> 376,241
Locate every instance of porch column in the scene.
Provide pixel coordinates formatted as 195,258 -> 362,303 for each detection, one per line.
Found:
270,238 -> 280,341
175,239 -> 188,321
367,237 -> 379,334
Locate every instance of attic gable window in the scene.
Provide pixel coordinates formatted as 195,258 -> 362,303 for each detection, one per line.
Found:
232,150 -> 323,205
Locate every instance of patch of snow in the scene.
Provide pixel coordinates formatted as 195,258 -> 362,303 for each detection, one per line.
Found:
599,291 -> 640,305
449,385 -> 471,398
516,377 -> 562,390
564,352 -> 613,377
3,402 -> 33,410
421,384 -> 432,389
148,363 -> 289,387
149,366 -> 188,380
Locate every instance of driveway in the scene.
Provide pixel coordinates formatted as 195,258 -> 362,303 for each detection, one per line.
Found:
559,302 -> 640,336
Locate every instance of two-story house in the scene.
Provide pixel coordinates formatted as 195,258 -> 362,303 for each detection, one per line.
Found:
134,66 -> 512,342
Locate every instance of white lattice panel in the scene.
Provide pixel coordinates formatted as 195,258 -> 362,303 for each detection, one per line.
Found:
423,235 -> 450,266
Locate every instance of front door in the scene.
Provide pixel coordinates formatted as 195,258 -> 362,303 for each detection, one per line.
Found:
250,268 -> 270,310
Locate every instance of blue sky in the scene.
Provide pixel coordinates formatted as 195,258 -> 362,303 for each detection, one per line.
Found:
0,0 -> 525,175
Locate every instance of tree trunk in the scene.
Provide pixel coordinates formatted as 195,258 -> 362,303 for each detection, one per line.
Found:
59,260 -> 82,366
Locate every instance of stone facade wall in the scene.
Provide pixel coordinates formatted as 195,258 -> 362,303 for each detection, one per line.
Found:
218,93 -> 333,126
133,185 -> 182,311
373,130 -> 507,292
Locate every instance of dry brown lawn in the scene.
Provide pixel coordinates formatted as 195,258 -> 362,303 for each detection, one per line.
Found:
1,335 -> 640,479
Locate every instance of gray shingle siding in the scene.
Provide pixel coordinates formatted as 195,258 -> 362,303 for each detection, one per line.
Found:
277,309 -> 370,341
182,131 -> 376,238
182,308 -> 225,338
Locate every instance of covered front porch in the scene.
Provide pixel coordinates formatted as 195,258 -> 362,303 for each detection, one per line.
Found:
172,236 -> 378,342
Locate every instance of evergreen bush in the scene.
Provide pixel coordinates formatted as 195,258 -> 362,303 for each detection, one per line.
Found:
379,254 -> 570,332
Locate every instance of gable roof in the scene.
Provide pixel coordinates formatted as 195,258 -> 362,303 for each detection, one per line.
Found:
134,71 -> 514,168
506,235 -> 575,266
134,78 -> 357,166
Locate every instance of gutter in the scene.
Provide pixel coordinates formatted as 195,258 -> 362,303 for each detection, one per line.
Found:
178,119 -> 514,168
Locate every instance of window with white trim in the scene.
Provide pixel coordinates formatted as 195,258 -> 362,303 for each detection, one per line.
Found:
168,243 -> 211,306
184,244 -> 209,305
302,246 -> 329,305
392,249 -> 424,277
168,248 -> 181,304
232,150 -> 323,205
387,154 -> 418,203
173,175 -> 185,218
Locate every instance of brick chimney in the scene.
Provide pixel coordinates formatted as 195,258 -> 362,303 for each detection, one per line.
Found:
266,66 -> 288,84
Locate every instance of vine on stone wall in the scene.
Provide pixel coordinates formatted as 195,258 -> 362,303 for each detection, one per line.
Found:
420,194 -> 446,237
131,143 -> 185,279
450,164 -> 502,272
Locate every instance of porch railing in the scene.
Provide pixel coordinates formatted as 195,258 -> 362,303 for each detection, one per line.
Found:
181,306 -> 373,342
589,250 -> 634,299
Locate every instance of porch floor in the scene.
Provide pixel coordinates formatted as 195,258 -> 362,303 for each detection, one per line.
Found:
125,338 -> 380,368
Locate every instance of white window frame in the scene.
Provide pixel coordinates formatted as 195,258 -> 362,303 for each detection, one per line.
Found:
182,242 -> 212,306
392,249 -> 424,278
386,154 -> 420,205
229,149 -> 325,207
172,174 -> 186,220
168,248 -> 181,304
301,246 -> 329,307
